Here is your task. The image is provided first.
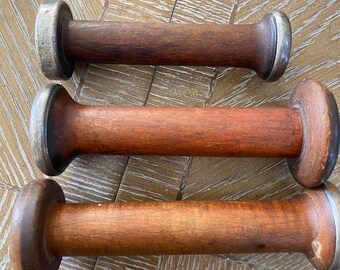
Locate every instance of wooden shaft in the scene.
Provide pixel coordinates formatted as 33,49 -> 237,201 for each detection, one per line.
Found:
10,180 -> 337,270
47,197 -> 317,257
36,2 -> 291,80
50,89 -> 303,162
63,20 -> 274,78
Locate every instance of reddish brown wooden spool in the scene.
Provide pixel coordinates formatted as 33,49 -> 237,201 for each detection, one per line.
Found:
35,0 -> 292,81
9,179 -> 340,270
30,79 -> 339,188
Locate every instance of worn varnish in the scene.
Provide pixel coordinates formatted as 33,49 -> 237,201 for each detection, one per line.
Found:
1,0 -> 339,269
48,87 -> 303,158
64,21 -> 276,77
30,79 -> 339,189
9,179 -> 338,270
36,0 -> 291,81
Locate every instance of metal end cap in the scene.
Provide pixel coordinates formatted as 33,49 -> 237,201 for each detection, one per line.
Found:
9,179 -> 64,270
30,84 -> 65,176
265,11 -> 292,82
322,183 -> 340,270
35,0 -> 74,80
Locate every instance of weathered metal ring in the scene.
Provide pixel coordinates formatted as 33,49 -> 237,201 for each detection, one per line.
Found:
35,0 -> 74,79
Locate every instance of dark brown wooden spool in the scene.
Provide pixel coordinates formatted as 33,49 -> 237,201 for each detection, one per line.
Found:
9,179 -> 340,270
64,22 -> 275,74
35,0 -> 292,81
30,79 -> 339,188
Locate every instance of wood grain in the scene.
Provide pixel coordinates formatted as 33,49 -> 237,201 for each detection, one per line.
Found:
0,189 -> 18,268
71,0 -> 178,269
0,0 -> 104,269
10,179 -> 336,270
95,1 -> 236,269
159,255 -> 256,270
0,0 -> 339,269
0,1 -> 45,269
46,192 -> 335,267
48,91 -> 303,159
179,1 -> 340,269
64,19 -> 277,80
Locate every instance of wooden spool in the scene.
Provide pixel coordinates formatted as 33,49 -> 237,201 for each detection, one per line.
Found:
10,179 -> 340,270
35,0 -> 292,81
30,79 -> 339,188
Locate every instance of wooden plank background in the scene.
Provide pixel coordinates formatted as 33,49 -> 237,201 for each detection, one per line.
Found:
0,0 -> 339,269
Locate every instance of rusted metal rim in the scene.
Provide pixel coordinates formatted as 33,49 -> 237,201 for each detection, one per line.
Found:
30,84 -> 64,176
265,11 -> 292,82
35,0 -> 74,79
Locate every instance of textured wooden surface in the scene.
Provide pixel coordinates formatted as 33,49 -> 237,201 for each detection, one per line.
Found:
0,0 -> 339,269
